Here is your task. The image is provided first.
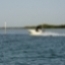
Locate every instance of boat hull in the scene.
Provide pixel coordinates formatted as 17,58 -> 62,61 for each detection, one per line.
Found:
28,29 -> 43,36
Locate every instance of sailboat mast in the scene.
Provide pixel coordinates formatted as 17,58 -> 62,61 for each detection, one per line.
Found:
5,22 -> 6,34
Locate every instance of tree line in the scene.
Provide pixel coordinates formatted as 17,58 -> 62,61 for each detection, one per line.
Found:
24,24 -> 65,29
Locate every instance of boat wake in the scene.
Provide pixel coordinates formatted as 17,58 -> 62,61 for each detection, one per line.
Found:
29,31 -> 65,36
41,32 -> 65,36
28,29 -> 65,36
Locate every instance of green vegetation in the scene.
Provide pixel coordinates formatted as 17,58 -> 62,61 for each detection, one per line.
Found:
24,24 -> 65,29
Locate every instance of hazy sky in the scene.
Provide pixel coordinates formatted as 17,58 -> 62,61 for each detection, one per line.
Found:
0,0 -> 65,27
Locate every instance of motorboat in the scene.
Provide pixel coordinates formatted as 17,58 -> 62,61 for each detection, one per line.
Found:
28,26 -> 43,36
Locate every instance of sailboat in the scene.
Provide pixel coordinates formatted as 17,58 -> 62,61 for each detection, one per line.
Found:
4,22 -> 6,34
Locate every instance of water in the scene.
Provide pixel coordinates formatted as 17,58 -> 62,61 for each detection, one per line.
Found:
0,29 -> 65,65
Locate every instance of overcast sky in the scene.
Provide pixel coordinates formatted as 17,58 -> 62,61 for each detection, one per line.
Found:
0,0 -> 65,27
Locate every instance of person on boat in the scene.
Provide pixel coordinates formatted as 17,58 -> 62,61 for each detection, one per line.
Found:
36,25 -> 42,32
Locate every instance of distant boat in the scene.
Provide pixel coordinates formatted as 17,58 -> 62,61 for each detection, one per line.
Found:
28,26 -> 43,36
28,25 -> 65,36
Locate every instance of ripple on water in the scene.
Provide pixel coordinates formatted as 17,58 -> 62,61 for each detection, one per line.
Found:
0,34 -> 65,65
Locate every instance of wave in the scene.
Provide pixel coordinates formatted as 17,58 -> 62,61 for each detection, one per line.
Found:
30,32 -> 65,36
41,32 -> 65,36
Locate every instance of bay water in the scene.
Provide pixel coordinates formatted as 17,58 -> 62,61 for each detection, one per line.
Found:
0,29 -> 65,65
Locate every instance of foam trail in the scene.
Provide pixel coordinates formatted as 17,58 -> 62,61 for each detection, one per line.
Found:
28,29 -> 65,36
41,32 -> 65,36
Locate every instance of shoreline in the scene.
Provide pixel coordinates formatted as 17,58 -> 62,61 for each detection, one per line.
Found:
0,24 -> 65,29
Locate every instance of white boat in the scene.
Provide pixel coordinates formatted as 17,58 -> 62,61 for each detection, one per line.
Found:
28,25 -> 43,36
28,29 -> 43,36
29,26 -> 43,36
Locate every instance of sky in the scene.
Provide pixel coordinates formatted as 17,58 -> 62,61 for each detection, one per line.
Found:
0,0 -> 65,27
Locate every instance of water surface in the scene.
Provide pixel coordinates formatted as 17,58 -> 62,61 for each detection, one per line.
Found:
0,29 -> 65,65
